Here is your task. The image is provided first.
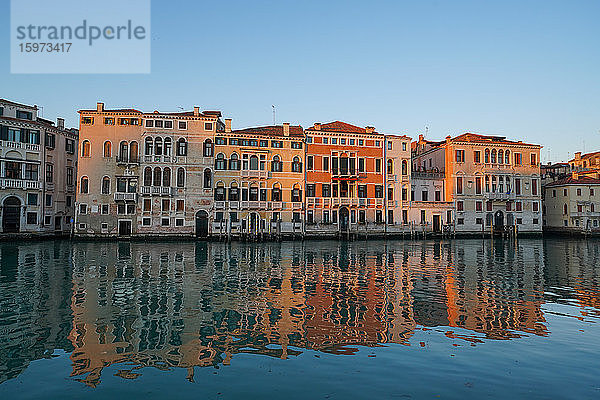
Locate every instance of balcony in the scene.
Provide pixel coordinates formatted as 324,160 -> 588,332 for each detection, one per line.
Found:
114,192 -> 137,202
241,170 -> 268,179
292,202 -> 303,210
141,186 -> 174,196
0,140 -> 41,151
485,191 -> 517,201
387,174 -> 397,182
116,156 -> 140,165
331,170 -> 359,181
271,201 -> 282,210
411,170 -> 445,179
143,155 -> 179,164
0,178 -> 40,190
215,201 -> 225,209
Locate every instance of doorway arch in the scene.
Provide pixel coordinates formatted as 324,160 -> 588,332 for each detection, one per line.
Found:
2,197 -> 21,233
195,210 -> 209,238
494,210 -> 504,229
339,207 -> 349,232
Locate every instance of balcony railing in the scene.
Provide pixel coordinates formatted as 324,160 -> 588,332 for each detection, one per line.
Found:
116,156 -> 140,165
0,178 -> 40,189
411,170 -> 445,179
485,191 -> 517,200
241,170 -> 268,179
143,155 -> 180,163
114,192 -> 137,201
141,186 -> 174,196
0,140 -> 41,151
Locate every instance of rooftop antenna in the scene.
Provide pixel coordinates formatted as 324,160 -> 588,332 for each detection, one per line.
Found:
425,126 -> 429,138
272,105 -> 276,125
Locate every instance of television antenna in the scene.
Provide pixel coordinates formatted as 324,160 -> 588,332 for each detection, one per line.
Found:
272,105 -> 276,125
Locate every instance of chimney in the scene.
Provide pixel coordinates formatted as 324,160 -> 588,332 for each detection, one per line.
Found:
96,102 -> 104,112
574,151 -> 582,160
446,135 -> 452,143
283,122 -> 290,136
365,126 -> 375,134
225,118 -> 232,133
193,106 -> 200,117
57,118 -> 64,129
314,123 -> 321,131
418,134 -> 424,142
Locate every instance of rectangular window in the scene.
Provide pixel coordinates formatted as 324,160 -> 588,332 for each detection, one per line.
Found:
176,200 -> 184,212
388,187 -> 394,201
293,212 -> 301,223
178,121 -> 187,130
164,120 -> 173,129
81,116 -> 93,125
204,122 -> 213,131
476,218 -> 483,225
455,150 -> 465,162
375,185 -> 383,198
162,199 -> 170,212
533,202 -> 539,212
145,120 -> 154,127
456,177 -> 463,194
291,142 -> 302,149
45,133 -> 55,149
161,217 -> 170,226
474,151 -> 481,163
475,177 -> 482,194
515,178 -> 521,195
176,218 -> 184,226
476,201 -> 482,211
358,185 -> 367,198
307,210 -> 314,224
45,163 -> 53,183
420,210 -> 426,224
376,159 -> 382,173
514,153 -> 522,165
322,184 -> 331,197
101,204 -> 109,215
402,188 -> 407,201
359,210 -> 366,224
26,212 -> 37,225
307,156 -> 314,171
24,164 -> 38,180
142,217 -> 151,226
306,184 -> 316,197
421,190 -> 428,201
78,203 -> 86,214
27,193 -> 38,205
143,198 -> 151,212
323,210 -> 330,224
530,153 -> 537,166
230,212 -> 239,222
532,179 -> 538,196
65,139 -> 75,154
105,117 -> 115,125
358,158 -> 365,172
576,188 -> 582,196
516,201 -> 522,211
457,200 -> 464,211
323,156 -> 329,171
376,210 -> 383,224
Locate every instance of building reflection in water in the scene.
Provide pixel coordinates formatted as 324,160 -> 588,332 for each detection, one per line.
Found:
1,239 -> 598,387
65,239 -> 551,386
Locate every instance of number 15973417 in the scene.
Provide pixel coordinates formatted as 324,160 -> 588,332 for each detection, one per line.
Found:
19,43 -> 72,52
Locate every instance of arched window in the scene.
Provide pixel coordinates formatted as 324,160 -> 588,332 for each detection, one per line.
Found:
144,167 -> 152,186
229,181 -> 239,201
103,141 -> 111,158
163,167 -> 171,187
504,150 -> 510,164
81,140 -> 91,157
249,183 -> 259,201
498,149 -> 504,164
484,148 -> 490,163
229,152 -> 240,170
101,176 -> 111,194
203,168 -> 212,188
214,182 -> 225,201
291,156 -> 302,173
176,167 -> 185,188
387,159 -> 393,174
145,137 -> 153,156
80,176 -> 89,193
203,139 -> 213,157
118,141 -> 128,162
272,183 -> 281,202
271,155 -> 282,172
491,149 -> 497,164
163,137 -> 172,156
215,153 -> 227,170
129,141 -> 138,163
291,184 -> 302,202
154,137 -> 163,156
402,160 -> 408,175
250,155 -> 259,170
177,138 -> 187,156
153,167 -> 162,186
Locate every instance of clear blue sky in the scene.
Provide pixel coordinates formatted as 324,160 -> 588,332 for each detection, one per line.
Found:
2,0 -> 599,162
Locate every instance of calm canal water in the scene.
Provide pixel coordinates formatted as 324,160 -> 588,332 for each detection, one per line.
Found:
0,238 -> 599,399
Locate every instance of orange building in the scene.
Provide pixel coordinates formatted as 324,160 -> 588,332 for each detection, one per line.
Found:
212,121 -> 305,238
304,121 -> 386,236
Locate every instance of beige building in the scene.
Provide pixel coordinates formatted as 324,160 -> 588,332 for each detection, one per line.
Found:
412,133 -> 542,235
0,98 -> 78,236
543,170 -> 600,233
75,102 -> 223,237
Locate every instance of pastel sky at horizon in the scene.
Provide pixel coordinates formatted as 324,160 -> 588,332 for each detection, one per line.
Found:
1,0 -> 598,162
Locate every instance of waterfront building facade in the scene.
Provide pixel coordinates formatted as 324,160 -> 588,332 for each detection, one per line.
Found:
212,122 -> 305,239
304,121 -> 388,237
0,98 -> 78,236
543,170 -> 600,233
412,133 -> 542,234
75,102 -> 222,237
